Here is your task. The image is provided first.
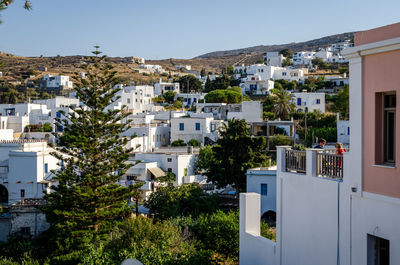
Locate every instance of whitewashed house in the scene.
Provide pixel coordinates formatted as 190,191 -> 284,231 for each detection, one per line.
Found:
170,114 -> 223,145
42,75 -> 73,89
292,92 -> 325,113
154,79 -> 180,95
264,52 -> 285,67
226,101 -> 263,123
174,93 -> 206,107
0,140 -> 59,241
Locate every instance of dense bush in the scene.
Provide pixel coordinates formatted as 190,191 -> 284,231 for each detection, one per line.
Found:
171,139 -> 186,146
204,89 -> 242,104
145,184 -> 219,220
187,139 -> 201,147
268,134 -> 292,151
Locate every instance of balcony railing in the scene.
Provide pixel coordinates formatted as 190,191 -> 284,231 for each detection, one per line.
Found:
285,150 -> 306,174
316,152 -> 344,179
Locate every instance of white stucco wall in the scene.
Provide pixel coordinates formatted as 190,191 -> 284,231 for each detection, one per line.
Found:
239,193 -> 277,265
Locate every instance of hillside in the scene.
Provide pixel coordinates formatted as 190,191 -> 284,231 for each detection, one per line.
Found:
196,32 -> 355,58
0,32 -> 354,82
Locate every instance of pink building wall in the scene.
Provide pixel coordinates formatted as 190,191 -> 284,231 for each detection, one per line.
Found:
355,22 -> 400,46
357,23 -> 400,198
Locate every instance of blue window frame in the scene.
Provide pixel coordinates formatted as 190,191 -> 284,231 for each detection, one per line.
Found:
44,163 -> 48,174
316,99 -> 321,104
56,111 -> 61,118
179,123 -> 184,131
297,98 -> 302,106
195,123 -> 200,131
261,184 -> 268,196
348,127 -> 350,135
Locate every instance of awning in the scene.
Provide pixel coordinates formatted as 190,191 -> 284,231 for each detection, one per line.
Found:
147,167 -> 166,178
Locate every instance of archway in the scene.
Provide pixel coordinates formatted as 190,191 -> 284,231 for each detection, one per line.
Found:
261,210 -> 276,227
0,185 -> 8,204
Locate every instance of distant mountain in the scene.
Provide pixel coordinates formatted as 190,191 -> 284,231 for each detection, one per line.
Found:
196,32 -> 355,59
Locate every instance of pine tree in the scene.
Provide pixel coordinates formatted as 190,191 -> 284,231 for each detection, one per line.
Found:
42,50 -> 141,243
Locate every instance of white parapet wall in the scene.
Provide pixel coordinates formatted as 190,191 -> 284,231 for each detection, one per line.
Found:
239,193 -> 277,265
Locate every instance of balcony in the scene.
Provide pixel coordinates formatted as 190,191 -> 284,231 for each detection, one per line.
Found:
281,147 -> 345,180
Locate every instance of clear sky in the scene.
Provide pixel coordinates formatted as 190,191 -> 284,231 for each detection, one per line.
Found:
0,0 -> 399,59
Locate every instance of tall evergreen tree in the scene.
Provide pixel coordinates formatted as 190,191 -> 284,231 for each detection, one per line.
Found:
42,51 -> 141,243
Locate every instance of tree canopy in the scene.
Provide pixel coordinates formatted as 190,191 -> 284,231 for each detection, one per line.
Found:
42,51 -> 142,247
176,75 -> 202,93
196,119 -> 267,193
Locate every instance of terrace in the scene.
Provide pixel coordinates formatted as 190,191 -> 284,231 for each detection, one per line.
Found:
279,146 -> 346,180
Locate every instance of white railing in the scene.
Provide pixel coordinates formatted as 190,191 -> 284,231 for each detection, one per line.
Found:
285,150 -> 306,174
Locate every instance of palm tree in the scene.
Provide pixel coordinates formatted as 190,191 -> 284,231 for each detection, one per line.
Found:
271,88 -> 295,120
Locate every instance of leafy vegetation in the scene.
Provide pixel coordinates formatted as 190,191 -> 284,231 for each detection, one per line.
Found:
196,119 -> 267,193
171,139 -> 186,146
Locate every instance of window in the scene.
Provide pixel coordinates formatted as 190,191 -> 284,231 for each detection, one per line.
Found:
20,227 -> 31,236
179,123 -> 184,131
44,163 -> 48,174
127,175 -> 137,181
195,123 -> 200,131
167,168 -> 172,172
367,234 -> 389,265
297,98 -> 302,106
316,99 -> 321,104
167,158 -> 172,162
184,168 -> 188,176
127,98 -> 131,104
20,189 -> 25,198
261,184 -> 268,196
383,94 -> 396,163
282,72 -> 287,76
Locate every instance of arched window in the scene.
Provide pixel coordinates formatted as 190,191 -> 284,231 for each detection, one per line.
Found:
0,185 -> 8,204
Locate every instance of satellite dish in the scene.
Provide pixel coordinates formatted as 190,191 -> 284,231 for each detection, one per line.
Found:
121,259 -> 143,265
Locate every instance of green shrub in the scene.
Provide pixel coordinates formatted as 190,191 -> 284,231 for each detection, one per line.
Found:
187,139 -> 201,147
171,139 -> 186,147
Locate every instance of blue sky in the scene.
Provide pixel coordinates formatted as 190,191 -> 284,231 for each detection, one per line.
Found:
0,0 -> 399,59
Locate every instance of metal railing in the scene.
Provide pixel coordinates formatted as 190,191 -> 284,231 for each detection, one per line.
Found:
317,152 -> 344,179
285,150 -> 306,173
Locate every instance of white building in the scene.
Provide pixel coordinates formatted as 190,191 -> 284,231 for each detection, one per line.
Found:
264,52 -> 285,67
154,79 -> 180,95
33,96 -> 79,109
292,92 -> 325,113
226,101 -> 263,123
240,74 -> 274,95
170,114 -> 223,145
122,123 -> 170,152
108,85 -> 155,114
42,75 -> 73,89
174,93 -> 205,107
246,167 -> 277,223
292,51 -> 315,65
133,147 -> 198,186
0,140 -> 59,240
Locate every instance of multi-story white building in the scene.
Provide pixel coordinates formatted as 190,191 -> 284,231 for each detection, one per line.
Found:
0,140 -> 59,241
154,79 -> 180,95
133,148 -> 198,186
240,74 -> 274,95
170,114 -> 223,145
226,101 -> 263,123
239,22 -> 400,265
263,52 -> 285,67
292,92 -> 325,113
108,85 -> 155,114
42,75 -> 73,89
122,123 -> 170,152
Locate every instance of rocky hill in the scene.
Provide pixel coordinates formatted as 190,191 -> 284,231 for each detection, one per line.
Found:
196,32 -> 355,58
